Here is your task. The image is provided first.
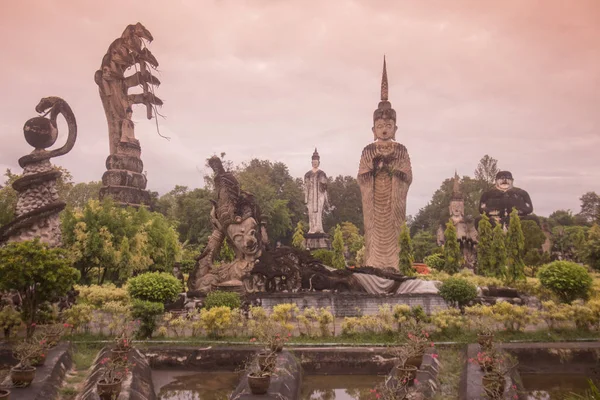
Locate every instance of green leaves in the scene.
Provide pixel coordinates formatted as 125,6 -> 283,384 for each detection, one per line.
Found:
127,272 -> 182,303
443,220 -> 462,274
438,277 -> 478,311
332,225 -> 346,269
538,261 -> 592,304
398,223 -> 414,275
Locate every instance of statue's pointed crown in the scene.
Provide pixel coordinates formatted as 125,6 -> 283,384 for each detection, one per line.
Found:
451,170 -> 464,200
312,147 -> 320,160
373,55 -> 396,123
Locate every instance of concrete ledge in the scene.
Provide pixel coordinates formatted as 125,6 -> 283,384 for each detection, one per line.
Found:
76,347 -> 155,400
0,342 -> 72,400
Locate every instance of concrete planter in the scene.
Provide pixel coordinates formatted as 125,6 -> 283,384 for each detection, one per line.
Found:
247,373 -> 271,394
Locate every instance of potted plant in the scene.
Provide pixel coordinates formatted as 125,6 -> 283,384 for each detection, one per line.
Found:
391,345 -> 418,386
256,348 -> 277,372
39,323 -> 65,347
480,348 -> 518,399
29,336 -> 48,367
112,323 -> 135,361
246,356 -> 271,395
11,340 -> 38,387
467,306 -> 496,349
0,389 -> 10,399
96,356 -> 128,400
253,321 -> 291,353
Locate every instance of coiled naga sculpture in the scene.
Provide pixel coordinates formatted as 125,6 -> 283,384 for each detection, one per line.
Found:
0,97 -> 77,247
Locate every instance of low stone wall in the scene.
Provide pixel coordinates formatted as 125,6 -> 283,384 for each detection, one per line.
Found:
250,292 -> 447,316
0,342 -> 72,400
76,347 -> 155,400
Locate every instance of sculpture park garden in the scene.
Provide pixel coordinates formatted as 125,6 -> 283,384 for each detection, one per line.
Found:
1,22 -> 600,400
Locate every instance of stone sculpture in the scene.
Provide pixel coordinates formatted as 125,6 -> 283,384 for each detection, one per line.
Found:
479,171 -> 536,228
358,57 -> 412,269
0,97 -> 77,247
303,148 -> 330,249
187,156 -> 269,294
437,172 -> 478,268
95,22 -> 162,207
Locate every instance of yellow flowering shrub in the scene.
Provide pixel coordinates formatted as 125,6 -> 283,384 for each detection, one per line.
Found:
539,301 -> 572,330
75,284 -> 129,308
61,303 -> 94,333
491,301 -> 539,332
431,308 -> 466,334
199,306 -> 233,338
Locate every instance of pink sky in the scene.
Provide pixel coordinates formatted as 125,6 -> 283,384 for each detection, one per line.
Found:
0,0 -> 598,217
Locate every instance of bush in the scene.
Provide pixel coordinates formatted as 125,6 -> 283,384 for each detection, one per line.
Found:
199,306 -> 233,338
130,299 -> 164,338
0,306 -> 21,338
438,277 -> 478,311
127,272 -> 182,303
204,291 -> 241,310
312,249 -> 334,266
75,284 -> 129,307
61,303 -> 94,334
424,254 -> 444,270
537,261 -> 593,304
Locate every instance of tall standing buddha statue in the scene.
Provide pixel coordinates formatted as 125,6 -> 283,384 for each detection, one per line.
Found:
358,57 -> 413,269
304,148 -> 330,249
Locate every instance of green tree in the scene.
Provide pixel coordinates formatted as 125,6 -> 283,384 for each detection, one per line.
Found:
323,175 -> 363,233
412,230 -> 438,262
584,224 -> 600,270
0,239 -> 80,337
522,220 -> 546,254
538,261 -> 593,304
64,181 -> 102,209
474,154 -> 500,185
61,198 -> 181,284
217,239 -> 235,263
235,159 -> 304,243
398,224 -> 414,276
0,169 -> 18,226
490,223 -> 507,278
578,192 -> 600,225
442,220 -> 462,274
477,214 -> 494,276
292,222 -> 306,249
552,225 -> 588,262
548,209 -> 576,227
339,221 -> 364,261
331,225 -> 346,269
506,209 -> 526,283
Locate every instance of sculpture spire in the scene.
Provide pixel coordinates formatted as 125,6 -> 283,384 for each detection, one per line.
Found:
312,148 -> 320,160
381,55 -> 388,101
452,171 -> 463,200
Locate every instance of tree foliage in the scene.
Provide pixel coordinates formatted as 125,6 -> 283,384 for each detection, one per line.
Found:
61,198 -> 181,284
474,155 -> 500,185
331,224 -> 346,269
398,224 -> 414,276
442,220 -> 462,274
339,221 -> 364,262
323,175 -> 363,233
506,210 -> 526,282
0,239 -> 80,335
584,224 -> 600,270
490,223 -> 507,278
291,222 -> 306,249
538,261 -> 593,304
412,230 -> 438,263
579,192 -> 600,225
477,214 -> 494,276
0,169 -> 18,226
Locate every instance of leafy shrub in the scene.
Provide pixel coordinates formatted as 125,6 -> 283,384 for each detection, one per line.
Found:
438,277 -> 478,311
491,301 -> 539,332
130,299 -> 164,338
539,300 -> 572,330
127,272 -> 182,303
61,303 -> 94,334
204,291 -> 241,310
424,254 -> 444,270
0,306 -> 21,338
537,261 -> 593,304
0,239 -> 80,337
199,306 -> 233,338
312,249 -> 334,266
75,284 -> 129,307
431,308 -> 466,334
270,303 -> 299,332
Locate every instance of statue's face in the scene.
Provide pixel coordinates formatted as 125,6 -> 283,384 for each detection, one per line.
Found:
450,201 -> 464,217
311,159 -> 319,169
495,177 -> 514,191
227,217 -> 260,257
372,118 -> 397,141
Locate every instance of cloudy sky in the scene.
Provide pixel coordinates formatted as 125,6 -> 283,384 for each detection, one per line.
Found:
1,0 -> 598,217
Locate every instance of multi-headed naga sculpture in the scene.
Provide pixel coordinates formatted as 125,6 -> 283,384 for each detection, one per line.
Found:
95,22 -> 162,206
0,97 -> 77,246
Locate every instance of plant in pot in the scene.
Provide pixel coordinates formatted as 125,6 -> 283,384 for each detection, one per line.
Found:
29,336 -> 49,367
249,339 -> 277,373
254,321 -> 291,353
480,348 -> 518,399
0,388 -> 9,399
38,323 -> 65,347
402,325 -> 433,368
370,373 -> 411,400
112,321 -> 137,361
469,350 -> 494,372
466,305 -> 496,349
245,354 -> 271,395
11,340 -> 38,387
390,344 -> 419,386
97,356 -> 129,400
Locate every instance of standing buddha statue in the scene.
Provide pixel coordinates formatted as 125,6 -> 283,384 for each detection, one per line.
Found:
358,57 -> 413,270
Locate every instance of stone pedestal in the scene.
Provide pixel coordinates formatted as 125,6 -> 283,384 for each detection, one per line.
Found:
99,141 -> 150,207
304,232 -> 330,250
